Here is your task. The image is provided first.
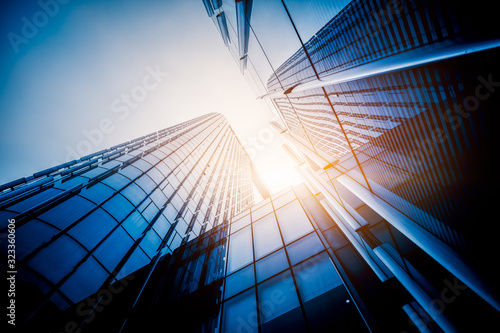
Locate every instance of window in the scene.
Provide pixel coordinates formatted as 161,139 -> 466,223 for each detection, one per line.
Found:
222,289 -> 258,333
132,159 -> 152,172
28,235 -> 87,284
115,247 -> 150,280
119,165 -> 142,180
59,257 -> 109,303
227,226 -> 253,274
258,270 -> 300,324
231,212 -> 251,234
225,264 -> 255,300
121,183 -> 147,207
79,183 -> 115,204
135,174 -> 157,194
39,195 -> 95,229
8,188 -> 64,213
253,214 -> 282,259
323,226 -> 348,249
275,200 -> 314,244
153,214 -> 171,239
251,202 -> 273,221
292,252 -> 342,302
94,227 -> 134,271
286,232 -> 324,265
102,194 -> 134,222
122,211 -> 148,239
272,190 -> 296,209
255,249 -> 288,283
140,230 -> 162,258
68,208 -> 118,250
16,219 -> 58,259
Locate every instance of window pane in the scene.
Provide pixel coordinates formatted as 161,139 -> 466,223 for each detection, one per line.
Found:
205,244 -> 227,285
39,195 -> 95,229
59,257 -> 109,303
222,289 -> 258,333
323,226 -> 348,250
287,232 -> 324,265
102,194 -> 134,222
276,200 -> 313,244
116,247 -> 150,280
94,227 -> 134,272
27,235 -> 87,284
140,230 -> 162,258
253,214 -> 282,259
68,208 -> 117,249
227,226 -> 253,274
225,264 -> 255,300
102,173 -> 130,191
135,174 -> 157,194
272,190 -> 296,209
230,212 -> 251,234
8,188 -> 63,213
251,202 -> 273,221
258,270 -> 300,324
119,165 -> 142,180
293,252 -> 342,302
121,211 -> 148,239
121,183 -> 147,206
255,249 -> 288,283
79,183 -> 115,204
17,219 -> 58,259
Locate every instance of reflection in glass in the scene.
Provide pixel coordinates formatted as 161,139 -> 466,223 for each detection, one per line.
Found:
255,249 -> 288,283
227,225 -> 253,273
253,213 -> 282,259
222,289 -> 258,333
258,269 -> 300,324
225,264 -> 255,300
275,200 -> 313,243
293,252 -> 342,302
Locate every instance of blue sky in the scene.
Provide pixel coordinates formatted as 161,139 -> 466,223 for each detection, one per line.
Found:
0,0 -> 300,191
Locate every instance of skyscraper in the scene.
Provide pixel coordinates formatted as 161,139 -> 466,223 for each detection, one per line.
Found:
0,112 -> 269,327
202,0 -> 500,331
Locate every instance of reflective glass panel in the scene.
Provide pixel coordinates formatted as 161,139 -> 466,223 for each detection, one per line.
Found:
251,202 -> 273,221
255,249 -> 288,283
227,225 -> 253,274
225,264 -> 255,300
292,252 -> 342,302
222,289 -> 258,333
68,208 -> 118,249
275,200 -> 314,244
258,269 -> 300,324
59,257 -> 109,303
287,232 -> 324,265
253,213 -> 282,259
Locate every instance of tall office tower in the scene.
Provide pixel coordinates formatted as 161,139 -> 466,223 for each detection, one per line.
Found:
0,112 -> 269,327
203,0 -> 500,332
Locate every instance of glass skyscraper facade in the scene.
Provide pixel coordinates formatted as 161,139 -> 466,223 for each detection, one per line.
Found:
203,0 -> 500,332
0,112 -> 270,324
2,1 -> 499,332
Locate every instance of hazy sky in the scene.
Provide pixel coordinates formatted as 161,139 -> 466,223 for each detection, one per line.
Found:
0,0 -> 302,192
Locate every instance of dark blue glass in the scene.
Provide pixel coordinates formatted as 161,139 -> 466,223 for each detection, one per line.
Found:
102,194 -> 134,222
286,232 -> 324,265
93,227 -> 135,272
224,264 -> 255,300
222,288 -> 258,333
255,249 -> 288,283
68,208 -> 118,249
38,195 -> 95,229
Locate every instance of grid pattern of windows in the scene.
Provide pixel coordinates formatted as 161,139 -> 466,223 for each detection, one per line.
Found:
253,0 -> 498,258
162,184 -> 370,333
0,112 -> 256,309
